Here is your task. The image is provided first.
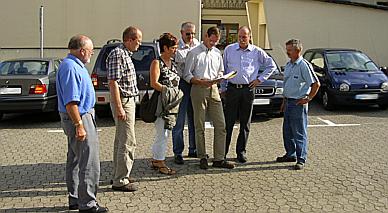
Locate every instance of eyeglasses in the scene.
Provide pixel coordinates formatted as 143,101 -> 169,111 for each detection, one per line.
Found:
185,32 -> 196,36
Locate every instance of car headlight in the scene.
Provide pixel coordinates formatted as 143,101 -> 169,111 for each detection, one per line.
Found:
382,82 -> 388,91
275,88 -> 283,95
339,83 -> 350,92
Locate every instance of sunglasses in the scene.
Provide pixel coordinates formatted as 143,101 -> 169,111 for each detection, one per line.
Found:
185,32 -> 196,36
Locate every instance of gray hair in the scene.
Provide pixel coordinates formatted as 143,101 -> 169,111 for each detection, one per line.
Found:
286,39 -> 303,51
68,35 -> 89,50
123,26 -> 140,42
181,22 -> 195,31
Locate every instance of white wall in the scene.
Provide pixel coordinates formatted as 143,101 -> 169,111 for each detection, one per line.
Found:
262,0 -> 388,67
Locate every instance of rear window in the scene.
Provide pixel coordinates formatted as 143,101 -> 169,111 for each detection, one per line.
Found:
0,60 -> 49,75
100,45 -> 156,72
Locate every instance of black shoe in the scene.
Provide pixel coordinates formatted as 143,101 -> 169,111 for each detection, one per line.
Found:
69,204 -> 78,210
79,205 -> 108,213
112,183 -> 138,192
237,154 -> 247,163
199,158 -> 208,170
174,155 -> 184,165
276,155 -> 296,162
212,160 -> 235,169
294,162 -> 304,170
188,152 -> 197,158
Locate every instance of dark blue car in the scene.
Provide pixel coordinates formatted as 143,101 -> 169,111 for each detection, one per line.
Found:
303,48 -> 388,110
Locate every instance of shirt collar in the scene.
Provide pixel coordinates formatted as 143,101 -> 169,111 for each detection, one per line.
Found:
292,56 -> 304,65
179,38 -> 199,49
67,54 -> 85,68
200,43 -> 213,52
120,43 -> 133,56
236,43 -> 254,51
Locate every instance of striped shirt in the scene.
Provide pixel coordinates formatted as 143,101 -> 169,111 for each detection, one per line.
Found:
106,44 -> 139,97
283,56 -> 319,99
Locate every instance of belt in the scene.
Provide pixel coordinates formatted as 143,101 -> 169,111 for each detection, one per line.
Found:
228,83 -> 249,89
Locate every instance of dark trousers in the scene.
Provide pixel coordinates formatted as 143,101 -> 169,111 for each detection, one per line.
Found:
224,84 -> 255,157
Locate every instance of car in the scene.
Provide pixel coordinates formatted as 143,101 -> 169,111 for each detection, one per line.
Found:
0,57 -> 62,120
91,40 -> 159,117
303,48 -> 388,110
252,52 -> 284,116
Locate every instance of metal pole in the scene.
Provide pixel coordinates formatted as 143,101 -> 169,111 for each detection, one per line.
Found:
40,6 -> 44,58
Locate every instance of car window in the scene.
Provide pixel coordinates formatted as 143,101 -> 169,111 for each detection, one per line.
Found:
100,45 -> 156,72
303,51 -> 314,61
54,60 -> 61,71
0,61 -> 49,75
326,52 -> 379,71
311,53 -> 324,69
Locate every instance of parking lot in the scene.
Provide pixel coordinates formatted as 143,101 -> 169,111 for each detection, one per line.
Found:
0,100 -> 387,212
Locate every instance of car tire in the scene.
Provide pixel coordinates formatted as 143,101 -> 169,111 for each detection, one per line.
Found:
322,90 -> 334,110
378,104 -> 388,110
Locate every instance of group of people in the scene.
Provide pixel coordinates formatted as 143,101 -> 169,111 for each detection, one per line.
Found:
55,22 -> 320,212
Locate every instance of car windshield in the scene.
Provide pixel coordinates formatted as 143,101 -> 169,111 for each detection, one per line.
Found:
0,60 -> 49,75
101,45 -> 156,72
326,52 -> 378,72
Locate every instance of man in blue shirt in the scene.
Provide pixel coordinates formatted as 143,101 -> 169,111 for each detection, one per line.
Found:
276,39 -> 320,170
57,35 -> 108,212
223,26 -> 276,163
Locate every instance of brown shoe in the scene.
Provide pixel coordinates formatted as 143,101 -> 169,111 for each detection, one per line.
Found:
212,160 -> 235,169
112,183 -> 138,192
110,177 -> 135,185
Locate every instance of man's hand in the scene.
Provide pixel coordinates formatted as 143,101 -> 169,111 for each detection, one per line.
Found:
199,79 -> 214,88
249,79 -> 262,88
76,125 -> 87,141
116,106 -> 127,121
296,98 -> 309,105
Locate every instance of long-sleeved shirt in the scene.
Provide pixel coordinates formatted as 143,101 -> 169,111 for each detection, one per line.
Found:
183,43 -> 224,83
222,43 -> 276,91
175,38 -> 200,77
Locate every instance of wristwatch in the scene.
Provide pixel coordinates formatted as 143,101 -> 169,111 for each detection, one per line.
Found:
304,95 -> 312,101
74,120 -> 83,127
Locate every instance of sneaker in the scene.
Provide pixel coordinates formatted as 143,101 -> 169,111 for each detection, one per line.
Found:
79,204 -> 109,213
174,155 -> 184,165
212,160 -> 235,169
188,152 -> 197,158
276,155 -> 297,162
294,162 -> 304,170
112,183 -> 138,192
199,158 -> 208,170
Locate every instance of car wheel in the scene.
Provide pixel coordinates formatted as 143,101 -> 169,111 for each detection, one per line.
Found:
322,91 -> 334,110
378,104 -> 388,110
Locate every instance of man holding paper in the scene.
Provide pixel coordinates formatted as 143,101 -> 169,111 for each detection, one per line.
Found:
222,26 -> 276,163
183,26 -> 235,170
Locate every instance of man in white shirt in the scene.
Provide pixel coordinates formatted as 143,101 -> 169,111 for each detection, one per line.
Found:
172,22 -> 200,165
183,26 -> 234,170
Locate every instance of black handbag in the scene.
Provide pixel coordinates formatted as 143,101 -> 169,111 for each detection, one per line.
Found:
139,89 -> 160,123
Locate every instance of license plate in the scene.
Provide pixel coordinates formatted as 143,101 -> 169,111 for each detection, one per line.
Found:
0,87 -> 21,95
355,94 -> 378,100
253,99 -> 270,105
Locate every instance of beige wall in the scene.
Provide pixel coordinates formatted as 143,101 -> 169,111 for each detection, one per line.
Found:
0,0 -> 201,69
248,0 -> 388,67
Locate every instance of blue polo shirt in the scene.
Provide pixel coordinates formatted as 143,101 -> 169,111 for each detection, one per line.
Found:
283,56 -> 318,99
56,54 -> 95,115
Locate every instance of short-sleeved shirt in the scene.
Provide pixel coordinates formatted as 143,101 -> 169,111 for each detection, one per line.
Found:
175,38 -> 200,77
56,54 -> 95,115
106,43 -> 139,97
183,43 -> 224,83
283,56 -> 319,99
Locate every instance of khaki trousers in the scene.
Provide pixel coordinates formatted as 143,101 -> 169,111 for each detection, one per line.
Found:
110,97 -> 136,187
191,84 -> 226,161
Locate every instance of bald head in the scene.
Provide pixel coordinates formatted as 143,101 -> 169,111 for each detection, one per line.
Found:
68,35 -> 94,64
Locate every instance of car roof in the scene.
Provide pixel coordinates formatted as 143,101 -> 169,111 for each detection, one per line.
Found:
3,57 -> 61,62
306,48 -> 361,53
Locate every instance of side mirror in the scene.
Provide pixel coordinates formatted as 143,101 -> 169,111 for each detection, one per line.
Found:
380,67 -> 387,75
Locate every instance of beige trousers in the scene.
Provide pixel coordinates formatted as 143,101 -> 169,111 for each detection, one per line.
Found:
190,84 -> 226,161
110,97 -> 136,187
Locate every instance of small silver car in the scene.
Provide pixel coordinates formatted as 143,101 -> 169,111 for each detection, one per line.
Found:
0,58 -> 62,120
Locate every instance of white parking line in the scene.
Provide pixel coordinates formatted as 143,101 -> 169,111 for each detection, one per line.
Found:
47,129 -> 102,133
308,117 -> 361,127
